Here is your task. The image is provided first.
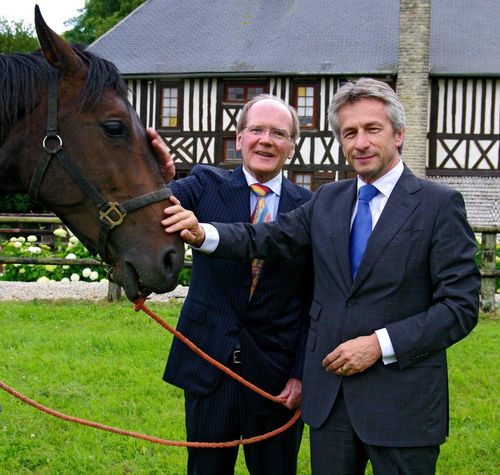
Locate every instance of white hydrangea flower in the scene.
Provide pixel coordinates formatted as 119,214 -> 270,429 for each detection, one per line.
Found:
65,253 -> 77,260
62,265 -> 69,269
27,235 -> 37,242
100,278 -> 109,284
9,237 -> 17,242
14,241 -> 22,248
70,273 -> 80,282
19,268 -> 25,274
53,228 -> 68,237
82,268 -> 92,278
69,236 -> 79,245
37,276 -> 50,283
45,265 -> 56,272
61,277 -> 70,283
89,271 -> 99,281
27,246 -> 41,254
18,236 -> 26,242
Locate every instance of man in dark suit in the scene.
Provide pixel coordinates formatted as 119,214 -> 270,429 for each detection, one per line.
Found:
156,95 -> 312,475
163,79 -> 480,474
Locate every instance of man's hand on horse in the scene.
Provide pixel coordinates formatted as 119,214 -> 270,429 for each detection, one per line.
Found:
147,128 -> 176,183
162,196 -> 206,247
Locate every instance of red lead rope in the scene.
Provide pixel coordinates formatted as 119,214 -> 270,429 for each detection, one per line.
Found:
0,299 -> 301,447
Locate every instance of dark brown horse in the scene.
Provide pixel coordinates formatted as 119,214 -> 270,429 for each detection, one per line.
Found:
0,7 -> 184,300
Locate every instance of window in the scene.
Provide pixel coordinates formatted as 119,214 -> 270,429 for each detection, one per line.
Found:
294,84 -> 317,128
160,84 -> 181,128
292,172 -> 313,191
224,84 -> 267,103
223,138 -> 242,161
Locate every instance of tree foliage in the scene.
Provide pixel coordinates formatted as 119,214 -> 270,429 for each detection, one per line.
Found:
64,0 -> 146,45
0,17 -> 38,53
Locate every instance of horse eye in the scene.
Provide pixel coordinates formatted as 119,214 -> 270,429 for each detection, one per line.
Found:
101,120 -> 127,137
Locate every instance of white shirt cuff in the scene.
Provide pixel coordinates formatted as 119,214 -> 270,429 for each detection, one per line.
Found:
196,223 -> 219,253
375,328 -> 397,365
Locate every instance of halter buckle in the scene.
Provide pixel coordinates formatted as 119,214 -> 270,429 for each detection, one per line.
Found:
99,202 -> 127,229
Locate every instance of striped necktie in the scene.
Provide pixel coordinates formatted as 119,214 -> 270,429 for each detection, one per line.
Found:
249,183 -> 272,298
349,184 -> 379,280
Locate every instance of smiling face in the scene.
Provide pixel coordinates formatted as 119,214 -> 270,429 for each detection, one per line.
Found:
338,97 -> 405,184
236,99 -> 295,183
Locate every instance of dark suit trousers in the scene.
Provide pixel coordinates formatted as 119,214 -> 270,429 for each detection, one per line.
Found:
310,386 -> 440,475
184,362 -> 303,475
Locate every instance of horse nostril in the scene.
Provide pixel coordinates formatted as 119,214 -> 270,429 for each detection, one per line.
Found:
163,248 -> 184,282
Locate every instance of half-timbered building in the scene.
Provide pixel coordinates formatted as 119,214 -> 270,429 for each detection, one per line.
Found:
89,0 -> 500,226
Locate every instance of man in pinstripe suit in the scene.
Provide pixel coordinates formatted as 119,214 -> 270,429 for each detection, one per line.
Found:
151,95 -> 312,475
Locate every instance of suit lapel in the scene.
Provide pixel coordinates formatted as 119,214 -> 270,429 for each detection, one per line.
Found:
218,166 -> 251,222
350,167 -> 421,293
329,181 -> 358,292
278,177 -> 305,213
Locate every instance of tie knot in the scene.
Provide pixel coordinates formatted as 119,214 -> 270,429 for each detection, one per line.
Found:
250,183 -> 272,197
358,184 -> 379,202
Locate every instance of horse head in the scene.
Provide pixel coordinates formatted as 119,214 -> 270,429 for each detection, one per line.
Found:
0,7 -> 184,300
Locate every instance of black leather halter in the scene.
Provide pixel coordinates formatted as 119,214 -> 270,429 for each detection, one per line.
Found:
28,72 -> 172,263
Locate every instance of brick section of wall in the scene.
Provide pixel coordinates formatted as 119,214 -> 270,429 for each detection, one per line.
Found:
428,176 -> 500,227
397,0 -> 430,178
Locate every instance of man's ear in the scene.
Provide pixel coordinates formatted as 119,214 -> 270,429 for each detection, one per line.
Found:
288,143 -> 296,159
395,128 -> 405,148
236,131 -> 243,150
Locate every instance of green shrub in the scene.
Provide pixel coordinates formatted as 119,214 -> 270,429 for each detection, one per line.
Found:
0,228 -> 107,283
0,193 -> 46,213
178,245 -> 192,285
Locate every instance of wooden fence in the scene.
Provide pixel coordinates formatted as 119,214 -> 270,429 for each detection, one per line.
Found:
0,215 -> 498,311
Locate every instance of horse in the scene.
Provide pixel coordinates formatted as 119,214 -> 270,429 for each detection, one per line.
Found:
0,7 -> 184,301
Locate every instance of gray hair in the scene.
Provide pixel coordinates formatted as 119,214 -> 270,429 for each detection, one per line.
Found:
328,78 -> 406,145
237,94 -> 300,141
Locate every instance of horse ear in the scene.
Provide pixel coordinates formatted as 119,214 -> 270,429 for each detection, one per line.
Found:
34,5 -> 84,76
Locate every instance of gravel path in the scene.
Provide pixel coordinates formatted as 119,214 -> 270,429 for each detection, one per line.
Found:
0,281 -> 188,302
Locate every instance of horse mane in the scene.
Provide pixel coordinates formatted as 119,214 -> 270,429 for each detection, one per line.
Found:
0,45 -> 128,143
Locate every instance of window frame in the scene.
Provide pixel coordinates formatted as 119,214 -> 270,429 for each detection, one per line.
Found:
293,82 -> 319,129
223,137 -> 242,162
158,81 -> 183,130
223,83 -> 268,103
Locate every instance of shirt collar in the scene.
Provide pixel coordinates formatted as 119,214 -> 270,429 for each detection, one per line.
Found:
356,160 -> 404,198
242,167 -> 282,197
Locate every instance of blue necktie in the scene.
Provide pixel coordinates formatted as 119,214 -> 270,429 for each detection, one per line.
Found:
350,184 -> 379,280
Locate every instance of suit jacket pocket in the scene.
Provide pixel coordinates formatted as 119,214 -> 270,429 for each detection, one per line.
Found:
391,228 -> 424,242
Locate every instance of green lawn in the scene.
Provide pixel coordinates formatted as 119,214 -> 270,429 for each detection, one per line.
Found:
0,301 -> 498,474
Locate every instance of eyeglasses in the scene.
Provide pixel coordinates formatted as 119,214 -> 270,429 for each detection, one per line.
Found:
243,126 -> 292,142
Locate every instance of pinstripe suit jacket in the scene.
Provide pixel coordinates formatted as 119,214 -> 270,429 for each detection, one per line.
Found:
211,165 -> 480,445
163,165 -> 313,414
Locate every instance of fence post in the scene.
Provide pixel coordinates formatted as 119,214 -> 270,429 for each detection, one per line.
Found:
107,282 -> 122,302
480,230 -> 497,313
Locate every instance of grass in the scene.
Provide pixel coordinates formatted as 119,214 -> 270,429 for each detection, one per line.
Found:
0,301 -> 498,474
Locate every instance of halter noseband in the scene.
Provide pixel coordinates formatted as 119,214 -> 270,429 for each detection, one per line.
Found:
28,72 -> 172,263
